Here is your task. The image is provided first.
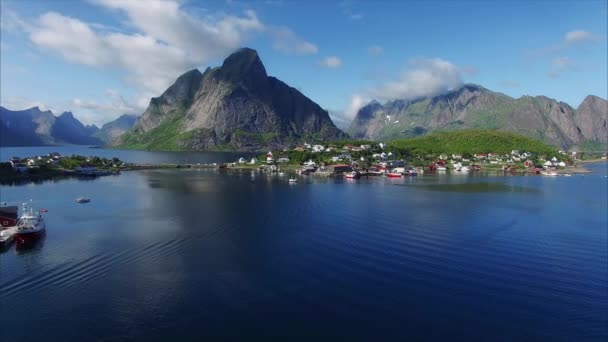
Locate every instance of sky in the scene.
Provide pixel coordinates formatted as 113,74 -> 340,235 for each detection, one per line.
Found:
1,0 -> 606,128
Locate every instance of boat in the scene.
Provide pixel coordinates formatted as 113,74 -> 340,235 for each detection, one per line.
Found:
76,197 -> 91,203
541,171 -> 558,176
288,178 -> 298,183
460,166 -> 470,172
387,168 -> 404,178
345,171 -> 360,179
436,166 -> 447,172
14,203 -> 46,245
278,171 -> 285,176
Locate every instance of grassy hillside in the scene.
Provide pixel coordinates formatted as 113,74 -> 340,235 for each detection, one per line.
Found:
388,130 -> 559,158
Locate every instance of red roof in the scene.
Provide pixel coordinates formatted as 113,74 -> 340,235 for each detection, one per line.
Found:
332,164 -> 351,168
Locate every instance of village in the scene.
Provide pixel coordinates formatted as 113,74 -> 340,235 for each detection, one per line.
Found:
2,141 -> 604,184
235,141 -> 594,178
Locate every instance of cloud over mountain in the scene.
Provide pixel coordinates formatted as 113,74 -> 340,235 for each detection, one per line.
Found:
346,57 -> 464,118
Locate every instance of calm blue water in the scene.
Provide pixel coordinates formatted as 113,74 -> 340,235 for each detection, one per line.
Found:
0,146 -> 255,164
0,148 -> 606,341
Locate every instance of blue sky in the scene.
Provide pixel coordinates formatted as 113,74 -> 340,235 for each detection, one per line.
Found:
1,0 -> 606,127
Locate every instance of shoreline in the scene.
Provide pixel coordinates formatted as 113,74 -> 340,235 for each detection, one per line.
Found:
2,159 -> 602,185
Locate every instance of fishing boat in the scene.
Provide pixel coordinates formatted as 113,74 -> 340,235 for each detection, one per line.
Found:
541,171 -> 558,176
14,203 -> 46,245
387,168 -> 404,178
345,171 -> 360,179
76,197 -> 91,203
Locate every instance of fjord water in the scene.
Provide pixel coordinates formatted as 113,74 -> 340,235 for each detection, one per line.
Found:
0,150 -> 606,340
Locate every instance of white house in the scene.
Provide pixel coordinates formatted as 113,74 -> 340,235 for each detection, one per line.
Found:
250,157 -> 258,164
452,154 -> 462,160
511,150 -> 520,155
277,157 -> 290,163
543,161 -> 553,167
312,145 -> 325,153
331,156 -> 341,162
379,143 -> 384,149
558,161 -> 566,167
238,157 -> 246,164
266,152 -> 274,163
303,159 -> 316,167
360,144 -> 372,151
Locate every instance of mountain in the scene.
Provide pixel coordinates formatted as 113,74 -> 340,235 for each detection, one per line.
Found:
115,47 -> 347,151
52,111 -> 101,145
348,84 -> 608,149
0,106 -> 104,146
93,114 -> 139,144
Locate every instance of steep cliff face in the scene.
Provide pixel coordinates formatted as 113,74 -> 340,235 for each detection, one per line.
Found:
116,48 -> 346,151
575,95 -> 608,143
348,85 -> 607,148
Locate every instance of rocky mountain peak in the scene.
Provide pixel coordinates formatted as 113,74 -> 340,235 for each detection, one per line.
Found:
219,47 -> 267,88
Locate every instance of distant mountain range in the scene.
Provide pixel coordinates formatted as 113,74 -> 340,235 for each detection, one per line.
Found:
113,47 -> 346,151
348,84 -> 607,149
1,53 -> 606,151
0,106 -> 138,147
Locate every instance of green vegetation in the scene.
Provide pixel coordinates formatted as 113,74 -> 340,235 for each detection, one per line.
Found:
118,115 -> 191,151
387,130 -> 559,158
574,140 -> 608,155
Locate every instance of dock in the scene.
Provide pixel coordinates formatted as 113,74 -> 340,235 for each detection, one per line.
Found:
0,226 -> 17,248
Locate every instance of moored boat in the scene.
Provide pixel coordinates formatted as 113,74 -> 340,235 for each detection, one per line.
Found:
288,178 -> 298,183
345,171 -> 360,179
76,197 -> 91,203
387,168 -> 404,178
14,203 -> 46,245
541,170 -> 558,176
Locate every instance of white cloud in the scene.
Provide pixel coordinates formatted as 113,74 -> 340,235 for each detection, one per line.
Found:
269,26 -> 318,54
339,1 -> 363,20
69,90 -> 145,126
327,110 -> 351,131
368,45 -> 383,56
547,56 -> 576,78
346,58 -> 464,118
346,94 -> 372,119
1,96 -> 54,113
564,30 -> 593,44
14,0 -> 317,125
318,56 -> 342,68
